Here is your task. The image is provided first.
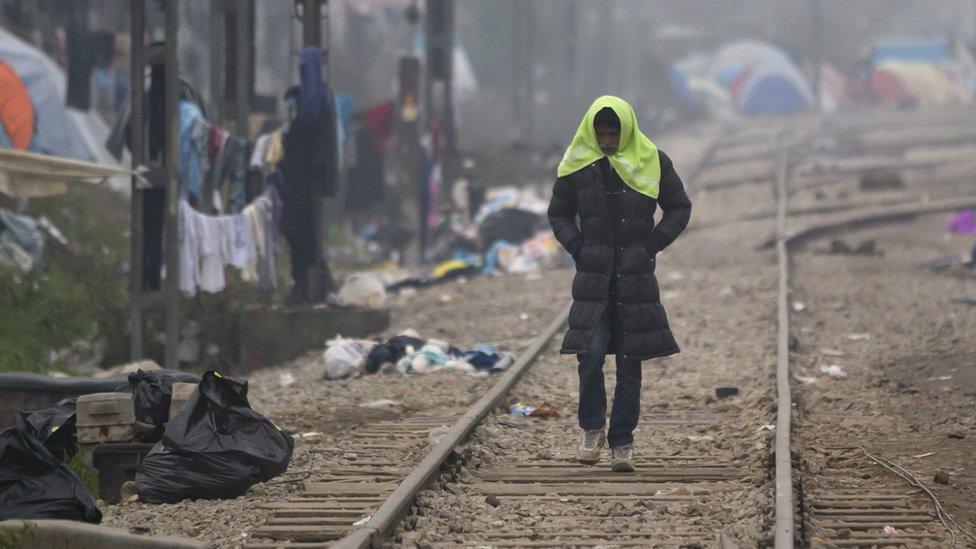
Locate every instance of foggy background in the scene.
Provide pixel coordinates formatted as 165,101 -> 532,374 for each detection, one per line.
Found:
6,0 -> 974,151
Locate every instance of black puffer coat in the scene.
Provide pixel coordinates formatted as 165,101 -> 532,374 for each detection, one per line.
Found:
548,150 -> 692,360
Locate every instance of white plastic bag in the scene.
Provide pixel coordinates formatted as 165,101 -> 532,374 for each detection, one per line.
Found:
323,336 -> 372,380
336,272 -> 387,309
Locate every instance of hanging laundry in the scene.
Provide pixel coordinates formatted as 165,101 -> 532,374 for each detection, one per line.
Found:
249,133 -> 271,171
179,100 -> 209,200
241,186 -> 282,292
263,129 -> 284,168
178,200 -> 257,296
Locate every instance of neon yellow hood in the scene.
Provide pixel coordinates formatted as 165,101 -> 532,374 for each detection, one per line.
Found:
556,95 -> 661,198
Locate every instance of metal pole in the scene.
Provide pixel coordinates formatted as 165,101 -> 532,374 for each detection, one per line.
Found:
425,0 -> 455,155
208,0 -> 224,122
301,0 -> 321,47
809,0 -> 824,111
163,0 -> 181,370
235,0 -> 249,137
129,0 -> 146,361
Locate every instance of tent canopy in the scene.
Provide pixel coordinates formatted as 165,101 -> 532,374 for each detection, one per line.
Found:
0,26 -> 115,164
872,61 -> 969,107
0,61 -> 34,150
0,147 -> 135,198
704,40 -> 791,84
738,59 -> 814,115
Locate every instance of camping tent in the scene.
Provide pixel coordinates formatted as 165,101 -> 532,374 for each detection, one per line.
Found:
0,26 -> 115,164
737,60 -> 814,115
872,61 -> 969,108
0,61 -> 34,150
704,40 -> 791,85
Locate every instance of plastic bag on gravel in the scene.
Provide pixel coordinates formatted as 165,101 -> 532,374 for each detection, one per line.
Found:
135,371 -> 294,503
17,397 -> 77,461
0,426 -> 101,523
323,336 -> 374,379
335,272 -> 387,309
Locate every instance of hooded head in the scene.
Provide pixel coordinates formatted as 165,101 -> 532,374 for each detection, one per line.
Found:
298,46 -> 328,121
557,95 -> 661,198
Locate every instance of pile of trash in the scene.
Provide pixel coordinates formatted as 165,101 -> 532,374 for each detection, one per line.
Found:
332,183 -> 571,308
135,371 -> 293,503
323,330 -> 514,380
0,424 -> 102,523
0,368 -> 293,519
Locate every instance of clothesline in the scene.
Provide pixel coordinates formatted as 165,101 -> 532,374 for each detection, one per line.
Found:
178,185 -> 282,297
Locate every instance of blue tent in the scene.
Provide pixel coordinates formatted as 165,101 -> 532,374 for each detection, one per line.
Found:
738,61 -> 814,116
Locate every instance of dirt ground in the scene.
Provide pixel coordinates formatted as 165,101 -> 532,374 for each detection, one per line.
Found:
791,213 -> 976,537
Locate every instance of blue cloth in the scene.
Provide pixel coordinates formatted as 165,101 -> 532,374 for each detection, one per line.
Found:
178,101 -> 207,199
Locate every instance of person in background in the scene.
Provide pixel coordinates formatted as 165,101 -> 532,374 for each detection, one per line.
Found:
548,95 -> 692,472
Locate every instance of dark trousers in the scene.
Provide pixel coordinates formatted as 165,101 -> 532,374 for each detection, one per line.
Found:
577,311 -> 642,448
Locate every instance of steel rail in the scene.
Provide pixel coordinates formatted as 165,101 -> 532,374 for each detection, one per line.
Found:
773,132 -> 795,548
331,304 -> 571,548
770,128 -> 976,548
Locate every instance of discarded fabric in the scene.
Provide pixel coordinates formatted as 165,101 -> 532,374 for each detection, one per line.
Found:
508,403 -> 536,417
0,207 -> 44,272
947,210 -> 976,236
819,364 -> 847,378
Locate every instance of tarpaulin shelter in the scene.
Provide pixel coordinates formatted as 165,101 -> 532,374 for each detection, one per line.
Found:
872,40 -> 950,66
0,148 -> 137,199
0,61 -> 34,150
872,61 -> 969,108
0,26 -> 115,164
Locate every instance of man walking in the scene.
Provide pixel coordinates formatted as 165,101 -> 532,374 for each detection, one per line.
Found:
548,96 -> 691,472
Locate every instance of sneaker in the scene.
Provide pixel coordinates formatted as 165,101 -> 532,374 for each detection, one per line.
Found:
611,444 -> 636,472
577,429 -> 606,464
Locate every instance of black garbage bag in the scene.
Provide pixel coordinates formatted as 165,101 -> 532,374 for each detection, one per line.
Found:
115,369 -> 182,442
134,371 -> 294,503
364,335 -> 424,374
0,426 -> 101,523
17,398 -> 77,461
478,208 -> 543,247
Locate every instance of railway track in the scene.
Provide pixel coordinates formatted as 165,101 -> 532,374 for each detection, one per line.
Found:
780,117 -> 976,548
238,109 -> 976,548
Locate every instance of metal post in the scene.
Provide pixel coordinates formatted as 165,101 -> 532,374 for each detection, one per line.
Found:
425,0 -> 455,155
301,0 -> 322,47
235,0 -> 249,137
397,56 -> 422,266
129,0 -> 146,361
163,0 -> 181,370
208,0 -> 224,121
809,0 -> 824,110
